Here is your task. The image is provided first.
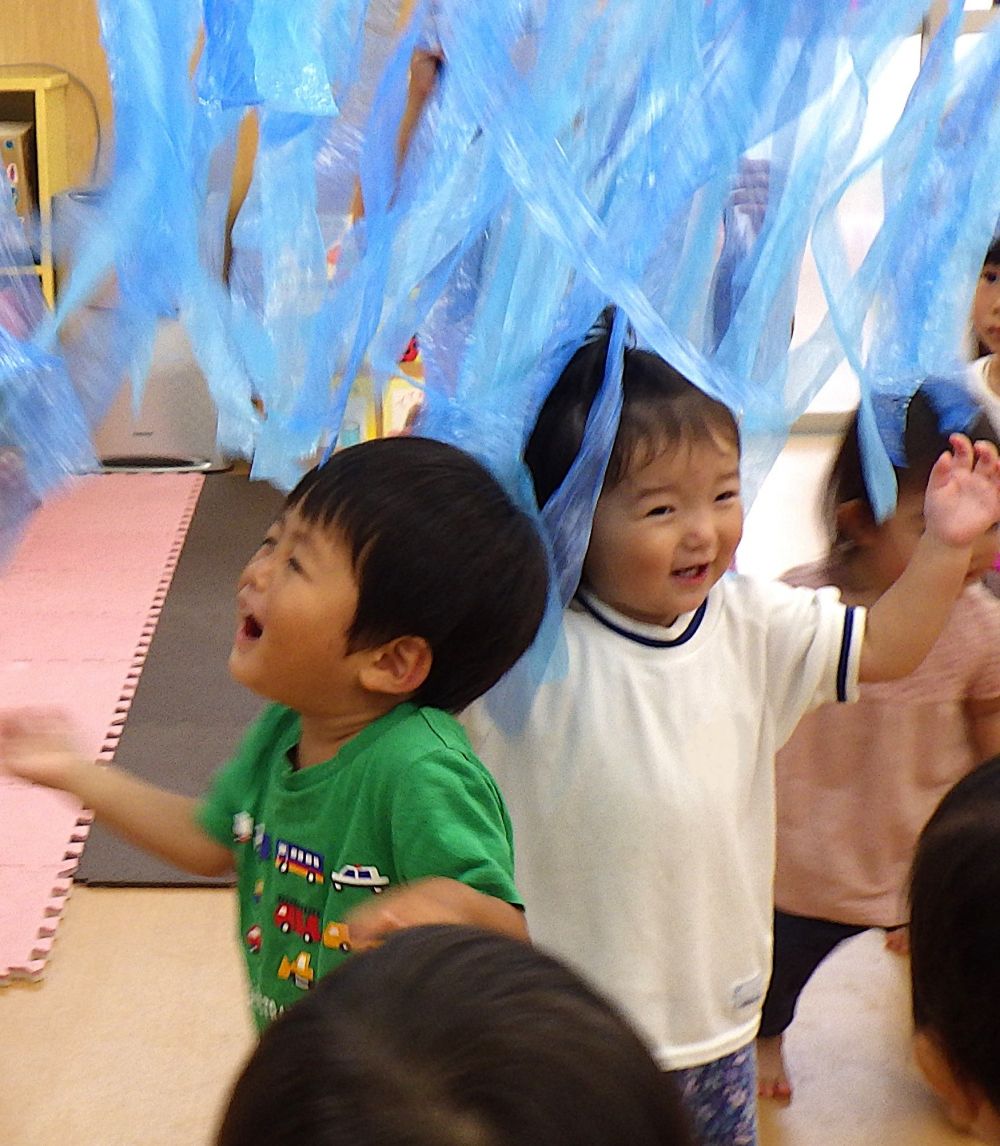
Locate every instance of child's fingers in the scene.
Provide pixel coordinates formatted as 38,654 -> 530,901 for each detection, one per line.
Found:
948,433 -> 974,469
972,439 -> 1000,475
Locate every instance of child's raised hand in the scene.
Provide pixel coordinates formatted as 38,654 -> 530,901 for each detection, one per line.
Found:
0,709 -> 88,791
923,435 -> 1000,549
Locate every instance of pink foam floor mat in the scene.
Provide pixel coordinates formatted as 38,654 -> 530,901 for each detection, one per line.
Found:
0,473 -> 203,981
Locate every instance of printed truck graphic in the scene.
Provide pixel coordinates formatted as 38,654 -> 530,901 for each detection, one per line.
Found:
277,951 -> 314,991
274,900 -> 320,944
330,863 -> 389,893
274,839 -> 324,883
322,921 -> 352,952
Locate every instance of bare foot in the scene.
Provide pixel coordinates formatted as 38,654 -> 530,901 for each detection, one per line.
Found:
756,1034 -> 793,1102
884,926 -> 910,956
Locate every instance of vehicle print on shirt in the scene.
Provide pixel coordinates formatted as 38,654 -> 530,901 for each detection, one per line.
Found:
330,863 -> 389,893
277,951 -> 314,991
274,899 -> 320,944
245,924 -> 262,954
274,839 -> 324,884
232,811 -> 254,844
253,822 -> 271,860
322,921 -> 352,952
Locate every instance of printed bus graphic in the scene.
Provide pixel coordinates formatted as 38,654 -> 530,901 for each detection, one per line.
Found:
274,840 -> 324,884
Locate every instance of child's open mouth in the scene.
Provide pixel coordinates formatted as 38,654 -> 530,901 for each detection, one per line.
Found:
673,564 -> 709,582
241,615 -> 263,640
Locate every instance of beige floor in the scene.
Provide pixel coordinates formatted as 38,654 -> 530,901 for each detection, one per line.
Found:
0,889 -> 972,1146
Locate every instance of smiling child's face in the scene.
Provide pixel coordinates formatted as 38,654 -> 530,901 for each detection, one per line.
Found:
582,432 -> 743,627
229,505 -> 368,714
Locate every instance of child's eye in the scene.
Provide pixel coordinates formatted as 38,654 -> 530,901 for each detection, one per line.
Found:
983,268 -> 999,285
252,535 -> 278,559
287,555 -> 304,574
716,488 -> 740,503
645,505 -> 672,518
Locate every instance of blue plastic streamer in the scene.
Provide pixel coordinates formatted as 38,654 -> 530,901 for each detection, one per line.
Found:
10,0 -> 1000,598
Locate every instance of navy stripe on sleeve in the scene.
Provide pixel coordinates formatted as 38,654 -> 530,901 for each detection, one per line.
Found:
836,606 -> 857,702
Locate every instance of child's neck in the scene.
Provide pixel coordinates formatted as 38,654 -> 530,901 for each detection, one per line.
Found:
824,549 -> 889,608
295,700 -> 401,769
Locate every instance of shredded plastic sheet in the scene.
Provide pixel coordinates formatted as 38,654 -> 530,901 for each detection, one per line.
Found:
0,193 -> 92,563
3,0 -> 1000,576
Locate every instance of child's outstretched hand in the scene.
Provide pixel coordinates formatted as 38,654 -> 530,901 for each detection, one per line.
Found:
0,709 -> 87,791
924,435 -> 1000,548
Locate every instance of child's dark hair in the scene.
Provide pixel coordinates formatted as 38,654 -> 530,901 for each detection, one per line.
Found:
525,309 -> 740,510
909,756 -> 1000,1114
823,384 -> 998,546
217,925 -> 694,1146
974,239 -> 1000,358
287,437 -> 548,712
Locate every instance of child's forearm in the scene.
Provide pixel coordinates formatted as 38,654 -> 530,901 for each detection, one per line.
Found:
861,533 -> 971,681
63,760 -> 233,877
346,877 -> 529,951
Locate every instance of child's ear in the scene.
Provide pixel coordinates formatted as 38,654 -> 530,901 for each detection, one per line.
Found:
912,1029 -> 982,1133
835,498 -> 877,548
359,636 -> 432,698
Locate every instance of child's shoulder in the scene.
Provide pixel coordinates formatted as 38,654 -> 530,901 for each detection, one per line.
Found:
955,580 -> 1000,638
373,705 -> 503,799
374,703 -> 476,763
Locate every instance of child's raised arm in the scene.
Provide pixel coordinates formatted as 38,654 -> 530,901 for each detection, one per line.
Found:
0,709 -> 233,877
861,434 -> 1000,682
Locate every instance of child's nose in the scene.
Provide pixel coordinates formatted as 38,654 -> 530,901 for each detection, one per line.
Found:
239,549 -> 272,591
684,510 -> 716,546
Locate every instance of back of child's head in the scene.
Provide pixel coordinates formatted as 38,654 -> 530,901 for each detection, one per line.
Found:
909,756 -> 1000,1117
286,437 -> 548,712
823,381 -> 998,544
525,308 -> 740,510
216,924 -> 694,1146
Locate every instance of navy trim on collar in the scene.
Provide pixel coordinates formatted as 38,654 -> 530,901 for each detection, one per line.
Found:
577,595 -> 709,648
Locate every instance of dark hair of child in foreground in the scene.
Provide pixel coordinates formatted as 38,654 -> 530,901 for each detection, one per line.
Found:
909,755 -> 1000,1143
217,925 -> 695,1146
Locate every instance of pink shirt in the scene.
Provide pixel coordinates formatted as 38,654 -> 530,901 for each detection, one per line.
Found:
774,559 -> 1000,927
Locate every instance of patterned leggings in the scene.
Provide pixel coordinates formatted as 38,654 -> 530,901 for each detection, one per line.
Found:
669,1044 -> 758,1146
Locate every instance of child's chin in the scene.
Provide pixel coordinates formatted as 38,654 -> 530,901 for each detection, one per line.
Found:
228,648 -> 256,686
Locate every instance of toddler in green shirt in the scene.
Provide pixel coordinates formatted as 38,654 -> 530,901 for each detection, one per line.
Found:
1,437 -> 548,1029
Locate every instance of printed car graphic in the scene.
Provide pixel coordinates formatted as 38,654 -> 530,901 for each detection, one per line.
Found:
232,811 -> 254,844
330,863 -> 389,893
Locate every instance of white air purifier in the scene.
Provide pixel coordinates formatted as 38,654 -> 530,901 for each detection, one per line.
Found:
91,318 -> 231,473
55,187 -> 232,473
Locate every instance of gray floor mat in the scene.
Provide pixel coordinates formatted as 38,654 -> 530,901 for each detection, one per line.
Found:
75,471 -> 286,885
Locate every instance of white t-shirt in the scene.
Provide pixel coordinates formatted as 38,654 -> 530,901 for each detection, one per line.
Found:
464,574 -> 864,1070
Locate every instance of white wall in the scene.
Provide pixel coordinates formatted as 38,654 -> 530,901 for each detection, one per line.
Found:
737,431 -> 842,580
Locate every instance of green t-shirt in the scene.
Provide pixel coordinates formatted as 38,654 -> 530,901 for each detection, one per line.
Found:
199,701 -> 519,1030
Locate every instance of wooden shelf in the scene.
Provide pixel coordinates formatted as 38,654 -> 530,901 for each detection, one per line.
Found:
0,64 -> 69,306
